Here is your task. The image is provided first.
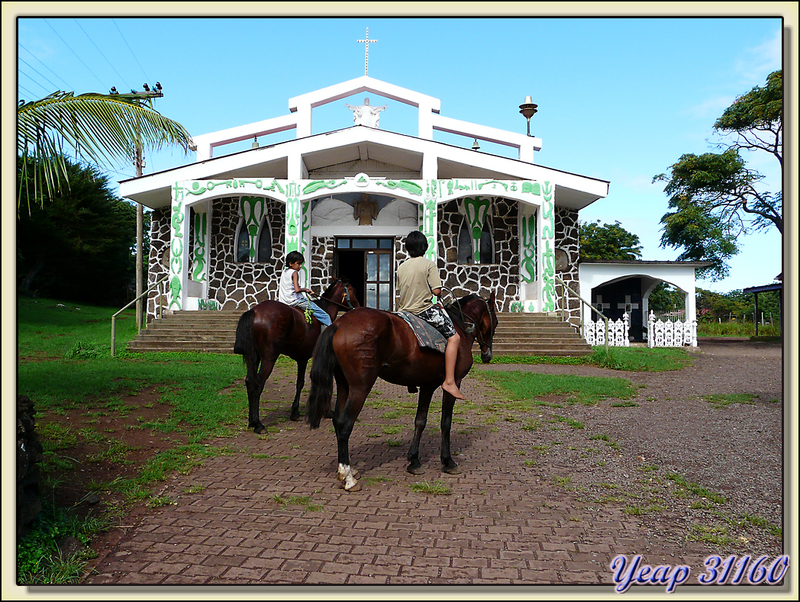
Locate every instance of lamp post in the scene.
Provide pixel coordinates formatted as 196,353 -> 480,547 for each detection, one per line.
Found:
519,96 -> 538,136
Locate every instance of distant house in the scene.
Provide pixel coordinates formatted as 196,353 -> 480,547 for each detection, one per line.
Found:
743,273 -> 783,336
578,259 -> 711,342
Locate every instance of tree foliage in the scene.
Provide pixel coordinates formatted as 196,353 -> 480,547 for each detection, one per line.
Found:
695,287 -> 782,324
17,91 -> 194,215
654,70 -> 782,281
17,158 -> 137,306
579,220 -> 643,261
648,283 -> 685,313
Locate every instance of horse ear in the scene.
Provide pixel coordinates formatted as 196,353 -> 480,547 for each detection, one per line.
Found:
489,290 -> 496,305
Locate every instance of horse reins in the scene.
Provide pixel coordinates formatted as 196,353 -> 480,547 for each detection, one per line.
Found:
444,291 -> 494,350
312,278 -> 355,311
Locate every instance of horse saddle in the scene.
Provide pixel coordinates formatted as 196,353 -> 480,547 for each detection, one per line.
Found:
395,311 -> 447,354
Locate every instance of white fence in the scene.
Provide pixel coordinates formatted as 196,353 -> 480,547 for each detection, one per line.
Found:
647,310 -> 697,347
583,313 -> 630,347
583,311 -> 697,348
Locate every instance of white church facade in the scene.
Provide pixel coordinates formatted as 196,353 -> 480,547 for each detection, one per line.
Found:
118,74 -> 704,343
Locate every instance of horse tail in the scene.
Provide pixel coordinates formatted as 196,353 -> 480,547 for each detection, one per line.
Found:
233,309 -> 256,359
307,323 -> 339,429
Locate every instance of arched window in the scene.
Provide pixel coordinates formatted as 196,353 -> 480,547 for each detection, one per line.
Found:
456,209 -> 495,265
457,218 -> 473,264
235,220 -> 250,263
480,217 -> 494,264
256,216 -> 272,262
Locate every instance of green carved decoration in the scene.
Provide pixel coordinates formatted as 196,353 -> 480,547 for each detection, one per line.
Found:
192,211 -> 207,281
422,182 -> 438,262
520,212 -> 537,283
169,192 -> 185,310
462,196 -> 490,263
540,182 -> 555,312
303,179 -> 346,195
377,180 -> 423,196
240,196 -> 265,260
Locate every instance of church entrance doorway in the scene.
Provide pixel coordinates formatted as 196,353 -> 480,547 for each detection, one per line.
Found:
334,237 -> 394,311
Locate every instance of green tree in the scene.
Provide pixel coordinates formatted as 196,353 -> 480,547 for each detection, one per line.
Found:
17,90 -> 193,214
654,70 -> 782,281
17,158 -> 137,306
579,220 -> 643,261
648,283 -> 685,313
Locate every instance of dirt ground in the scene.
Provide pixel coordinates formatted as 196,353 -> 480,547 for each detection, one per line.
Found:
29,338 -> 787,587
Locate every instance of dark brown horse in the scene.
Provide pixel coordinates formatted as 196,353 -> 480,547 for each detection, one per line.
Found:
307,291 -> 498,491
234,278 -> 359,433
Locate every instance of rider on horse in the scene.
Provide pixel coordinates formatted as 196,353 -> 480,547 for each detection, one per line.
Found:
396,230 -> 464,400
278,251 -> 332,328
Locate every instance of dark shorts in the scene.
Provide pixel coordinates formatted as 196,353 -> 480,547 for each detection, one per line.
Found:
417,305 -> 457,339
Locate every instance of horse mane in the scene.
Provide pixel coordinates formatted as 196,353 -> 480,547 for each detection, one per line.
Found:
444,294 -> 482,331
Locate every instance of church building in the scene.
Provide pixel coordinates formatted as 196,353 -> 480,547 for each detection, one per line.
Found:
119,71 -> 702,342
119,73 -> 612,328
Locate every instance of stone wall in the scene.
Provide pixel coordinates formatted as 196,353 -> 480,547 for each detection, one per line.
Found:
146,198 -> 286,319
208,197 -> 285,310
145,196 -> 582,321
146,208 -> 171,321
437,197 -> 519,312
555,206 -> 581,328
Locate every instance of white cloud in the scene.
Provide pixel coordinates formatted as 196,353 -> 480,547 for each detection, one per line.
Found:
735,28 -> 782,83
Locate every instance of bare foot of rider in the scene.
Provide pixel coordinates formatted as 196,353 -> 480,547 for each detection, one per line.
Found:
442,381 -> 465,400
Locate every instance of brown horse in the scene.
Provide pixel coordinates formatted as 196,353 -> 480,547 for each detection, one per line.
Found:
234,278 -> 359,432
307,291 -> 498,491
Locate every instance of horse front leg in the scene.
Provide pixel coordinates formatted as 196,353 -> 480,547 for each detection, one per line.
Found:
290,359 -> 308,421
406,386 -> 435,475
440,385 -> 462,474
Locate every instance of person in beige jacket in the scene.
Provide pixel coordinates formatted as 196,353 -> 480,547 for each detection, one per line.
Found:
396,230 -> 464,400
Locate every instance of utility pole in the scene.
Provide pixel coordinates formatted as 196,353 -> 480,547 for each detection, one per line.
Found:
110,83 -> 163,333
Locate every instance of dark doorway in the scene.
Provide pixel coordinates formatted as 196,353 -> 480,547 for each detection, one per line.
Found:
334,237 -> 394,310
593,278 -> 644,341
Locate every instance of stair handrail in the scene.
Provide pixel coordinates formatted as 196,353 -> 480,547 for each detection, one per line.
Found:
111,275 -> 169,357
554,274 -> 611,353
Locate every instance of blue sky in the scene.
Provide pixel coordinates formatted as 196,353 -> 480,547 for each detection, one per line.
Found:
10,6 -> 791,294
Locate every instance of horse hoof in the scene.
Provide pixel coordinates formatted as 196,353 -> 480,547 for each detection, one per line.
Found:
290,412 -> 301,422
407,464 -> 425,475
253,424 -> 266,435
344,481 -> 362,492
442,464 -> 461,475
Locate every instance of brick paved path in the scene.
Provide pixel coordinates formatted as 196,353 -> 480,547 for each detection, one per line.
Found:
81,364 -> 727,591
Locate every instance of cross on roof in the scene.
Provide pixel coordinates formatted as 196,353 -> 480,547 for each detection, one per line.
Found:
357,27 -> 377,75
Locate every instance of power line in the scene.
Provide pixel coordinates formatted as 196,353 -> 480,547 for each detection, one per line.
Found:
18,57 -> 60,93
18,83 -> 39,101
112,19 -> 150,83
18,69 -> 51,96
74,19 -> 130,91
19,43 -> 73,90
44,18 -> 106,90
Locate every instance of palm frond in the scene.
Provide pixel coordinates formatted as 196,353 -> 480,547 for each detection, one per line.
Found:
17,91 -> 194,214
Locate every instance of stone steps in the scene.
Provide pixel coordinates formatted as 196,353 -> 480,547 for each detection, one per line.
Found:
126,310 -> 593,357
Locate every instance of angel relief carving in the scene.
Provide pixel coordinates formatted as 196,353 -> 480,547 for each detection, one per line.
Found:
354,194 -> 378,225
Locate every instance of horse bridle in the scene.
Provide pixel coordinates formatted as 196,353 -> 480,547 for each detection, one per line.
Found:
443,289 -> 495,350
314,277 -> 356,311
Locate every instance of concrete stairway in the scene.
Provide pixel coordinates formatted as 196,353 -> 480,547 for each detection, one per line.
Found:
126,310 -> 594,357
126,310 -> 243,354
491,312 -> 593,357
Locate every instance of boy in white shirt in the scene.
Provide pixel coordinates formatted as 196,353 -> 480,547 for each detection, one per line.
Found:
278,251 -> 332,327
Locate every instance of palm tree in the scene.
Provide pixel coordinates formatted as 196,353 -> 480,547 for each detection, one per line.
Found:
17,90 -> 194,214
